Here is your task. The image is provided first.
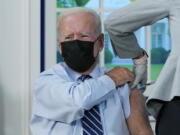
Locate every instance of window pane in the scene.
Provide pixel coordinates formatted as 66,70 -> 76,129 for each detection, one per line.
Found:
104,30 -> 124,68
104,30 -> 133,70
57,0 -> 99,9
104,0 -> 131,9
151,18 -> 171,80
103,12 -> 145,70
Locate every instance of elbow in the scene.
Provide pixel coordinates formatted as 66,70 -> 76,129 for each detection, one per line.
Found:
70,85 -> 92,110
104,18 -> 115,33
72,94 -> 90,110
69,89 -> 87,110
104,19 -> 128,36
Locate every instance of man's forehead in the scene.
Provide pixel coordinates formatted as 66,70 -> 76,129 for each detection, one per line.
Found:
64,12 -> 94,19
61,12 -> 95,25
60,15 -> 96,34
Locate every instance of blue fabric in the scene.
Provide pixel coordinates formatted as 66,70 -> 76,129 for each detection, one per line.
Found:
30,62 -> 131,135
82,105 -> 103,135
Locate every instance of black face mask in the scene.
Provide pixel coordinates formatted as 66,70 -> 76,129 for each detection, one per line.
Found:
61,39 -> 98,72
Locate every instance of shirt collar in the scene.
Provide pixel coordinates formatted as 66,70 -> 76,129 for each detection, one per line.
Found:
62,62 -> 101,81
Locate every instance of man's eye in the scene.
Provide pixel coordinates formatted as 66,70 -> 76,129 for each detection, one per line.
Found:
65,36 -> 72,39
81,35 -> 89,38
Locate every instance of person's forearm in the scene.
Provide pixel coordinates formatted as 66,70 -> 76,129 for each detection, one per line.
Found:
127,88 -> 154,135
34,74 -> 115,123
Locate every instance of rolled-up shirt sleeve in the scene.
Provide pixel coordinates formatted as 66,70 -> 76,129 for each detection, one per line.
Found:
33,71 -> 116,124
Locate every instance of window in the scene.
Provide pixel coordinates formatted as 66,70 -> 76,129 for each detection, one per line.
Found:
52,0 -> 171,82
151,18 -> 171,80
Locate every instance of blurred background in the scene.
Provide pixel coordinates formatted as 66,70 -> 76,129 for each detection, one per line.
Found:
0,0 -> 171,134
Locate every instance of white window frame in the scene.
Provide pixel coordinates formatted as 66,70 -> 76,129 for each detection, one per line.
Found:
45,0 -> 152,82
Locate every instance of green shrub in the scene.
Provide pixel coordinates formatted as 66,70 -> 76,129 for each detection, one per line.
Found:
105,48 -> 113,63
57,0 -> 89,8
151,48 -> 170,64
57,50 -> 64,63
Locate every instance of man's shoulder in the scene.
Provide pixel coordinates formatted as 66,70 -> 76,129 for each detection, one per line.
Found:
34,63 -> 72,87
39,62 -> 68,78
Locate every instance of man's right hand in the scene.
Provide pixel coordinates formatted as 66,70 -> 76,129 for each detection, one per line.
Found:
106,67 -> 134,86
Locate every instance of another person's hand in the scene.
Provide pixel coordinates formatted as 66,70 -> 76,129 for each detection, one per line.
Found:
131,53 -> 148,88
106,67 -> 134,86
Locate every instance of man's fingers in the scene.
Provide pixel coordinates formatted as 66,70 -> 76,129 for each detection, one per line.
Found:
106,66 -> 135,86
123,68 -> 134,81
129,72 -> 135,80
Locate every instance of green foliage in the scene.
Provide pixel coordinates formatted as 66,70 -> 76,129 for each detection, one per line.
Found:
151,48 -> 170,64
151,64 -> 163,81
75,0 -> 89,6
130,0 -> 137,2
57,0 -> 89,8
106,64 -> 133,71
105,48 -> 113,63
57,50 -> 64,63
57,12 -> 61,17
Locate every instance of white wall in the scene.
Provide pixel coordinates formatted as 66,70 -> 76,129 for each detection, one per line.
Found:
45,0 -> 57,69
0,0 -> 40,135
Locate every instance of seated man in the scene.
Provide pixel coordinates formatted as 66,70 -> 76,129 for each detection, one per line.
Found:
30,7 -> 153,135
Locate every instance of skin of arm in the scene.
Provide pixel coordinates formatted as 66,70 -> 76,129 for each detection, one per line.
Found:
127,88 -> 154,135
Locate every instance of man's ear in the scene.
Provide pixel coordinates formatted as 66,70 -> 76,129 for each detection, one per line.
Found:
98,33 -> 104,52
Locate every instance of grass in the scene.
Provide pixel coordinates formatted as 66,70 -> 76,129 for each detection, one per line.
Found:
151,64 -> 163,81
105,64 -> 163,81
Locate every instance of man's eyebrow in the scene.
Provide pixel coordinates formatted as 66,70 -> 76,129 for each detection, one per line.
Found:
62,33 -> 73,37
81,32 -> 91,35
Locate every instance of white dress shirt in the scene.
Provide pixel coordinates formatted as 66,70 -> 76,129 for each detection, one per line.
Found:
30,62 -> 131,135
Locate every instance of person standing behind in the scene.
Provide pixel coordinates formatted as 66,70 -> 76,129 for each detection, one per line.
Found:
105,0 -> 180,134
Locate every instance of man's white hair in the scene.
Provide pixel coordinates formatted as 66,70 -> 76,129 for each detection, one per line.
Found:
57,7 -> 102,38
